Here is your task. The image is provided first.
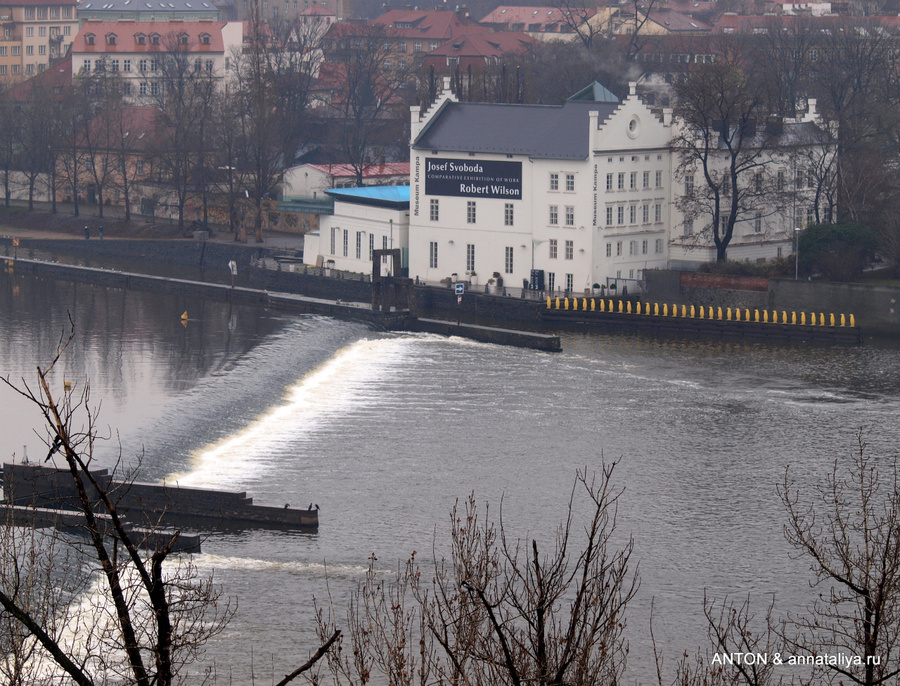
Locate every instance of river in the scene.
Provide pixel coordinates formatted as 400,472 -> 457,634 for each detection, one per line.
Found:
1,269 -> 899,684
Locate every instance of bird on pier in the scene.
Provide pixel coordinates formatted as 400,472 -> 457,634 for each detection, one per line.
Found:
308,503 -> 313,511
46,435 -> 63,462
315,504 -> 320,511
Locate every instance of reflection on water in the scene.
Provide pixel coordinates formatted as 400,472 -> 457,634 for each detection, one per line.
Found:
2,269 -> 900,684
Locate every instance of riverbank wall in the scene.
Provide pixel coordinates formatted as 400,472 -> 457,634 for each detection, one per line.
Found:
644,270 -> 900,338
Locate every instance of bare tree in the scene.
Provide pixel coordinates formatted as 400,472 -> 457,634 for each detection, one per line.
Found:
319,23 -> 410,186
313,464 -> 638,686
672,45 -> 792,262
0,87 -> 23,207
778,430 -> 900,686
0,329 -> 340,685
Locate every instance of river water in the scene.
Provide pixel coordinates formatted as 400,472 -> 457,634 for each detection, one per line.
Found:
1,269 -> 899,684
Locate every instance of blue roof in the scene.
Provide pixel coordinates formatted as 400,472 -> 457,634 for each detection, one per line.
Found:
326,186 -> 410,207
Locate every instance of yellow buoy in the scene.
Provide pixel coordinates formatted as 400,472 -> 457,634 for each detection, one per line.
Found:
181,311 -> 188,320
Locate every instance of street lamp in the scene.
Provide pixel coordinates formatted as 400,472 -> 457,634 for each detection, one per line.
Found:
794,226 -> 801,280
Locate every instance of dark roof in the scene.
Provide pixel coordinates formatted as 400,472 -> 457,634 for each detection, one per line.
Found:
412,100 -> 619,160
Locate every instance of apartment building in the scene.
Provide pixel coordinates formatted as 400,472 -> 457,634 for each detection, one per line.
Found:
0,0 -> 78,82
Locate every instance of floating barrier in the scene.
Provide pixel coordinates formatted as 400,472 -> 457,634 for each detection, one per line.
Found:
544,297 -> 859,342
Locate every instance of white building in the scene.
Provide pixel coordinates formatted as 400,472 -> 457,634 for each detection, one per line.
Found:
408,78 -> 825,291
409,79 -> 673,292
306,186 -> 410,273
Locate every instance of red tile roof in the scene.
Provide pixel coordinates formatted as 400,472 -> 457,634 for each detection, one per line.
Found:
373,9 -> 489,40
72,20 -> 228,53
308,162 -> 410,178
425,31 -> 537,57
479,5 -> 592,32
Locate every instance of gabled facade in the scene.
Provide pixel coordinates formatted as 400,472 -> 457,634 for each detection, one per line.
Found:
409,80 -> 674,292
408,79 -> 826,291
0,0 -> 78,83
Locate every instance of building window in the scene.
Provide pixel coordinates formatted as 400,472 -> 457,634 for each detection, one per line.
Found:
795,168 -> 805,189
565,274 -> 573,291
429,241 -> 438,268
550,173 -> 559,190
369,233 -> 374,260
616,241 -> 622,256
642,204 -> 649,223
122,82 -> 131,95
684,218 -> 694,235
11,45 -> 19,56
654,203 -> 662,222
629,205 -> 636,224
548,272 -> 555,291
330,227 -> 337,254
807,205 -> 815,226
413,41 -> 422,52
617,173 -> 625,190
643,171 -> 650,189
565,206 -> 574,226
656,170 -> 663,187
139,81 -> 148,95
630,171 -> 637,189
655,238 -> 663,253
606,206 -> 613,226
429,41 -> 439,50
0,66 -> 6,75
754,213 -> 762,233
26,45 -> 33,56
565,240 -> 573,260
430,198 -> 438,221
565,173 -> 574,191
343,229 -> 348,257
356,232 -> 362,259
200,33 -> 211,45
685,174 -> 694,195
467,201 -> 476,223
24,7 -> 34,18
179,33 -> 189,45
549,239 -> 558,259
0,47 -> 5,56
139,59 -> 148,72
549,205 -> 558,225
642,240 -> 648,255
110,59 -> 119,72
136,34 -> 146,45
777,170 -> 785,191
629,241 -> 635,256
150,81 -> 159,95
107,34 -> 117,46
206,60 -> 213,73
505,246 -> 514,274
606,173 -> 613,191
617,206 -> 624,225
466,244 -> 475,271
150,59 -> 159,72
123,59 -> 131,72
504,203 -> 513,226
606,243 -> 611,257
26,26 -> 33,37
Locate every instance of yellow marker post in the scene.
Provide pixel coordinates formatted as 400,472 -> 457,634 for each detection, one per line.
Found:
841,313 -> 846,327
699,306 -> 705,319
717,307 -> 723,320
618,300 -> 623,313
663,303 -> 668,317
583,298 -> 588,310
555,297 -> 560,309
726,307 -> 732,321
573,298 -> 578,311
564,298 -> 569,310
690,305 -> 695,318
591,299 -> 596,311
830,313 -> 835,327
546,297 -> 551,309
850,314 -> 855,327
600,299 -> 605,312
800,312 -> 806,325
636,302 -> 642,315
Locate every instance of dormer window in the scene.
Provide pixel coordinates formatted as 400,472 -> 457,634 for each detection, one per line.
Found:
135,33 -> 146,44
106,33 -> 117,45
178,32 -> 188,45
150,33 -> 160,45
85,33 -> 95,45
199,32 -> 210,45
